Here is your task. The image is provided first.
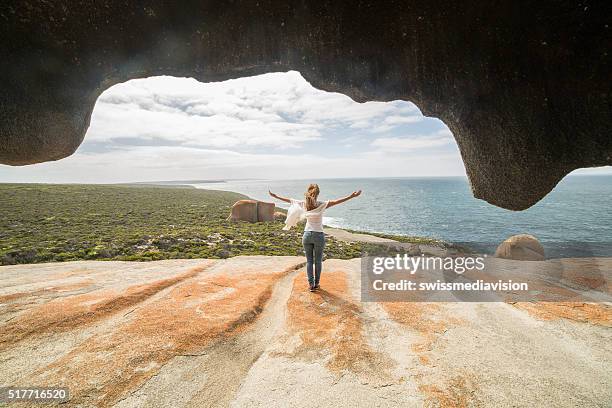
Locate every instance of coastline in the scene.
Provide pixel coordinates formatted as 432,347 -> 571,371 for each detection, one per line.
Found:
187,176 -> 612,258
3,182 -> 610,266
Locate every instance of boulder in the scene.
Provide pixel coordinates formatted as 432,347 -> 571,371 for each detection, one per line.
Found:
494,234 -> 545,261
227,200 -> 275,222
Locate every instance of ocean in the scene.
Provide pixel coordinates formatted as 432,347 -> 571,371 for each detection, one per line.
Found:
191,175 -> 612,258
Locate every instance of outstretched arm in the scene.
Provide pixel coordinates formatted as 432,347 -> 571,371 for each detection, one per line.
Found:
269,190 -> 291,203
327,190 -> 362,208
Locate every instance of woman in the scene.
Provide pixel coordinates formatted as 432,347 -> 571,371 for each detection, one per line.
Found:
269,184 -> 362,292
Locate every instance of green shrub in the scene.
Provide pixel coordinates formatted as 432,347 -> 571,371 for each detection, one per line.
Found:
0,184 -> 365,265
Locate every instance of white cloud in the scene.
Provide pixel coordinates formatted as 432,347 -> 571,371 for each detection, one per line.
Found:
86,71 -> 427,151
371,129 -> 454,152
0,145 -> 465,183
88,75 -> 324,149
382,115 -> 423,126
0,72 -> 469,183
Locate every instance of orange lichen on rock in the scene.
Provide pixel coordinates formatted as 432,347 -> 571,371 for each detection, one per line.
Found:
286,269 -> 391,379
381,303 -> 473,406
559,259 -> 611,291
0,280 -> 93,304
514,302 -> 612,327
381,303 -> 461,361
125,272 -> 282,351
25,262 -> 298,407
418,375 -> 478,408
0,264 -> 211,350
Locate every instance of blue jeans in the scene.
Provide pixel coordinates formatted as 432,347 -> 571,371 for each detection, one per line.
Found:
302,231 -> 325,287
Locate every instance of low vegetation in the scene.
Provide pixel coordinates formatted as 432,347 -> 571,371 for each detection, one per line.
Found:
0,184 -> 365,265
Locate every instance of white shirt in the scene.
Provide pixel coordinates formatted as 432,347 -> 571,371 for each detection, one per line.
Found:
283,199 -> 328,232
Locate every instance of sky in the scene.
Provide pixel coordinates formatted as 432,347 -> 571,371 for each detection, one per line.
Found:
0,71 -> 609,183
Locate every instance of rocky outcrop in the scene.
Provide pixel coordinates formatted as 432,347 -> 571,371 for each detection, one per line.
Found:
0,257 -> 610,406
1,2 -> 610,210
494,234 -> 545,261
227,199 -> 275,222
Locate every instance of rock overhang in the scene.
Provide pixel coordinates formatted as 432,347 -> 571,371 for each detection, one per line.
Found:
1,1 -> 610,210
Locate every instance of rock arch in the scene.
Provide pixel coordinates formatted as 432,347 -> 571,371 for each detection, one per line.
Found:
1,1 -> 610,210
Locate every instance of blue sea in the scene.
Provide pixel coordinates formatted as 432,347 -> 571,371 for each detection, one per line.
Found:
191,176 -> 612,258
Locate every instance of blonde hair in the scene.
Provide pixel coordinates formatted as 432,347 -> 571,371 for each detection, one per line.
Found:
304,183 -> 320,211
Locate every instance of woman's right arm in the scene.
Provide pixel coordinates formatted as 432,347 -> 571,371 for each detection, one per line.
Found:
269,190 -> 291,203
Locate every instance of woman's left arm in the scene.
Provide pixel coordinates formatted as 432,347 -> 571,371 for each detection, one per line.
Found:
327,190 -> 362,208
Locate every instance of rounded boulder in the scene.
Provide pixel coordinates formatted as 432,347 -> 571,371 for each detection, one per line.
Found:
494,234 -> 545,261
